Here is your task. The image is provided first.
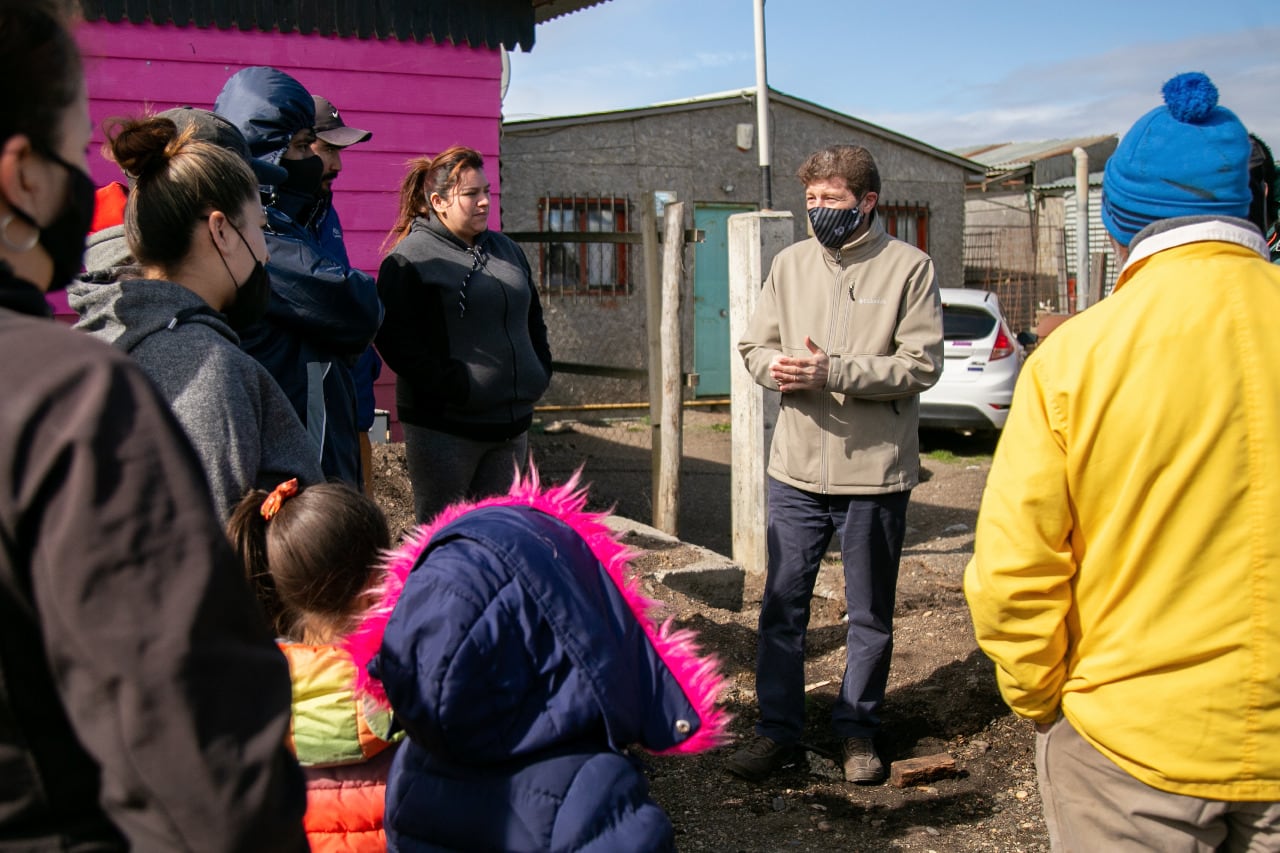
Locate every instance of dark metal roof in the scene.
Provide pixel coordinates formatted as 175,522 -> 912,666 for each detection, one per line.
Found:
532,0 -> 609,23
76,0 -> 612,52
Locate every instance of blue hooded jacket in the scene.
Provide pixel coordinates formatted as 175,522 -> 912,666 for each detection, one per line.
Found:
214,67 -> 383,486
348,476 -> 729,852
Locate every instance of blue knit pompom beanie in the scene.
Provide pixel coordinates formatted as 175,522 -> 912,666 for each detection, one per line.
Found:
1101,72 -> 1251,246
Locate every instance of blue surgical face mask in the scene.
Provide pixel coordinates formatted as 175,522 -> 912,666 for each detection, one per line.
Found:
808,204 -> 864,249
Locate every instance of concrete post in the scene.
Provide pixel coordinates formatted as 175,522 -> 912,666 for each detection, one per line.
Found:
728,210 -> 793,575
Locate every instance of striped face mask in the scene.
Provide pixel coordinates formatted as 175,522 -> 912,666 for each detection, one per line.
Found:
807,204 -> 864,249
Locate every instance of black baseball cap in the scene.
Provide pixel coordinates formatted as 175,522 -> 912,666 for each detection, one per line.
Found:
158,106 -> 289,187
312,95 -> 372,148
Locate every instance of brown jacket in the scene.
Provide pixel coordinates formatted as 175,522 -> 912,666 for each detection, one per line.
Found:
739,216 -> 943,494
0,268 -> 306,850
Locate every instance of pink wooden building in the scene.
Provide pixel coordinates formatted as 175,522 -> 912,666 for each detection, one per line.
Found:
65,0 -> 605,437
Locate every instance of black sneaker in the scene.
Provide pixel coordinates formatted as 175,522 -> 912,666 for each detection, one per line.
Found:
841,736 -> 885,784
725,735 -> 803,783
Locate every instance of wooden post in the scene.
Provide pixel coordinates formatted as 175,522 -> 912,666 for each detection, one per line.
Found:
728,211 -> 793,574
653,202 -> 687,535
1087,251 -> 1108,306
641,194 -> 663,504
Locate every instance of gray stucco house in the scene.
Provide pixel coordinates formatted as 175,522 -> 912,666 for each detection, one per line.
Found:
501,87 -> 981,404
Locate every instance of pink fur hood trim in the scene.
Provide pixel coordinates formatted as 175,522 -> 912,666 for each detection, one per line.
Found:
343,467 -> 731,754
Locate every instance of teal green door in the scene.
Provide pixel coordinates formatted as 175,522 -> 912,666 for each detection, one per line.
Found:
693,204 -> 754,397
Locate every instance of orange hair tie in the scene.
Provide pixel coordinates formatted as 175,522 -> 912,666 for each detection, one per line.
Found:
260,478 -> 299,521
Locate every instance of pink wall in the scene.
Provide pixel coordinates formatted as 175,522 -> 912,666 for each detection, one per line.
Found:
72,20 -> 507,437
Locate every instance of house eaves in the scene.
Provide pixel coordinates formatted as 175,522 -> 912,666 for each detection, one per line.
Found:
958,134 -> 1118,190
504,86 -> 985,176
76,0 -> 612,52
532,0 -> 611,23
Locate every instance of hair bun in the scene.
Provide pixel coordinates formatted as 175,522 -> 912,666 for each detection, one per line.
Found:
1162,72 -> 1218,124
107,116 -> 180,181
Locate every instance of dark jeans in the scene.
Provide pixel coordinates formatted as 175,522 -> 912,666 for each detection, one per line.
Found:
755,477 -> 910,743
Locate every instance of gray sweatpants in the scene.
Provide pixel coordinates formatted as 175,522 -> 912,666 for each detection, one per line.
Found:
403,423 -> 528,525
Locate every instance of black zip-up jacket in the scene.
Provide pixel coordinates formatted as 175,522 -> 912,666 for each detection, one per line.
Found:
375,216 -> 552,441
0,264 -> 306,851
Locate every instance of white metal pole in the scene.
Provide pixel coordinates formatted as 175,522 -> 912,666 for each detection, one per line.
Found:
1073,147 -> 1090,312
753,0 -> 772,210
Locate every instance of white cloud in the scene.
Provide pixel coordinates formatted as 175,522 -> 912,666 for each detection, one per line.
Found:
507,15 -> 1280,155
862,28 -> 1280,151
505,48 -> 751,119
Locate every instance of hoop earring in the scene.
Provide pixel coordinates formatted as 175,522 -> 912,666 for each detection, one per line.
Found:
0,213 -> 39,252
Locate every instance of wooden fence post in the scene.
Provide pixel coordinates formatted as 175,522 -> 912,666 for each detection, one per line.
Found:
652,202 -> 687,535
641,194 -> 664,505
1088,251 -> 1108,306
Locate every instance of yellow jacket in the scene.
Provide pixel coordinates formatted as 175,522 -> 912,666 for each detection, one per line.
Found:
965,219 -> 1280,800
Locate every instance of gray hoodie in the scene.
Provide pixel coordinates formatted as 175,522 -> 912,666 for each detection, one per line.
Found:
68,277 -> 324,518
82,224 -> 136,278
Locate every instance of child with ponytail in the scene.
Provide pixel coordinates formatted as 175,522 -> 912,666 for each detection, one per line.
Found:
227,479 -> 400,853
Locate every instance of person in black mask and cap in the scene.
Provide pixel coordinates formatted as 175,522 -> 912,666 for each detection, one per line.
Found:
730,144 -> 943,786
215,66 -> 383,488
69,112 -> 323,519
0,2 -> 308,846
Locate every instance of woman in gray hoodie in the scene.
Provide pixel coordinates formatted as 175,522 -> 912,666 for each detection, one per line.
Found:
375,146 -> 552,524
70,114 -> 322,518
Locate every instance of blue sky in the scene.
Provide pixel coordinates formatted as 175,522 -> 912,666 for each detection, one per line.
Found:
504,1 -> 1278,154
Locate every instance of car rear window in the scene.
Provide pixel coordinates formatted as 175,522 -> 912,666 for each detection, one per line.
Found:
942,306 -> 996,341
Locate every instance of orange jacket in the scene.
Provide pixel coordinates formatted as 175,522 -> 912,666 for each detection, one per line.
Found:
280,642 -> 400,852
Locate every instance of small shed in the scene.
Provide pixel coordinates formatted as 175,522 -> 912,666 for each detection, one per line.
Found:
501,87 -> 980,404
958,135 -> 1119,330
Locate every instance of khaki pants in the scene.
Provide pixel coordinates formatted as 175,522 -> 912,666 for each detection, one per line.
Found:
1036,716 -> 1280,852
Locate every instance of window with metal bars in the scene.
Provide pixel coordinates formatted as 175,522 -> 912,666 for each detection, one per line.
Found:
537,195 -> 630,297
880,203 -> 929,252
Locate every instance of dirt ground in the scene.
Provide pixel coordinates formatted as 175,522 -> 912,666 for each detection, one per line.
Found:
370,411 -> 1047,853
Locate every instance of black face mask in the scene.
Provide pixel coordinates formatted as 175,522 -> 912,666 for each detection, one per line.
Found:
808,204 -> 865,250
6,149 -> 95,290
278,154 -> 324,199
215,219 -> 271,331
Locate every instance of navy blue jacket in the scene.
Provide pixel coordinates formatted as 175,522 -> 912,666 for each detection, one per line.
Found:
215,67 -> 383,485
313,202 -> 384,432
362,491 -> 727,852
236,209 -> 382,484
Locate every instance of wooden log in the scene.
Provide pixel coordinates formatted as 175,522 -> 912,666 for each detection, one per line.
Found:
887,753 -> 958,788
1088,251 -> 1109,306
642,194 -> 663,511
653,202 -> 686,535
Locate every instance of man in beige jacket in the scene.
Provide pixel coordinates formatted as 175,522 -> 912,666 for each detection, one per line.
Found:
728,144 -> 942,784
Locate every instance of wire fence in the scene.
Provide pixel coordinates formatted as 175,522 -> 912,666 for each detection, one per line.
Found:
963,225 -> 1065,333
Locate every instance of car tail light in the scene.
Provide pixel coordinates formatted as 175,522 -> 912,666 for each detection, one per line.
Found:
990,326 -> 1015,361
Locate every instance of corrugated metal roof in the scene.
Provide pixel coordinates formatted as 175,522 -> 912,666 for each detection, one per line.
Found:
1038,170 -> 1105,191
956,135 -> 1116,170
532,0 -> 610,23
75,0 -> 611,51
505,86 -> 986,175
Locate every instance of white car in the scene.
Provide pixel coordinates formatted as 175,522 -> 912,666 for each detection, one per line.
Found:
919,288 -> 1029,434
